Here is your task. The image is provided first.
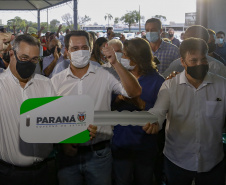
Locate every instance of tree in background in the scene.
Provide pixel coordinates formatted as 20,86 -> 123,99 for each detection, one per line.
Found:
104,13 -> 113,27
153,15 -> 167,24
7,16 -> 26,33
5,16 -> 70,34
40,22 -> 48,33
50,19 -> 60,32
61,13 -> 73,29
114,17 -> 120,27
78,15 -> 91,25
78,15 -> 91,30
120,11 -> 143,32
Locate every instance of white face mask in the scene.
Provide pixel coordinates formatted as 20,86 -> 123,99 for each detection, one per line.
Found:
70,50 -> 91,68
120,58 -> 136,71
115,52 -> 123,62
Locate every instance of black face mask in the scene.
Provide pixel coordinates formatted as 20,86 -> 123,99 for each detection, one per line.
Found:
2,51 -> 10,63
14,50 -> 36,79
169,33 -> 174,38
50,47 -> 61,54
185,63 -> 209,80
208,42 -> 216,53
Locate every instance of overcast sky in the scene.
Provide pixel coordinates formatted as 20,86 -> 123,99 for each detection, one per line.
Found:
0,0 -> 196,25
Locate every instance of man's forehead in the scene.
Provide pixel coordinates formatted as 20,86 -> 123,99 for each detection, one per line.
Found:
186,51 -> 207,58
146,22 -> 158,27
17,42 -> 39,56
69,36 -> 89,46
217,33 -> 224,37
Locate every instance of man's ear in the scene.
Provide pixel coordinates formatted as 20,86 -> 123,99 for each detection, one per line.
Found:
180,57 -> 186,68
9,49 -> 14,57
65,48 -> 69,58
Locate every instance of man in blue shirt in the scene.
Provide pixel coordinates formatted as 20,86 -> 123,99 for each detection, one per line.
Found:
168,28 -> 180,48
145,18 -> 180,74
215,31 -> 226,62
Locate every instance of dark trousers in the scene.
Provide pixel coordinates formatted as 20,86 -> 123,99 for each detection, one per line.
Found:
0,160 -> 50,185
112,145 -> 157,185
164,156 -> 225,185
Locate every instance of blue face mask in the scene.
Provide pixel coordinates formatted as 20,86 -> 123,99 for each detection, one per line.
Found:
146,32 -> 159,43
215,38 -> 224,45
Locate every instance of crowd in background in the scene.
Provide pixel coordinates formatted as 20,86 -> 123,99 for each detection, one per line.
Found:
0,17 -> 226,185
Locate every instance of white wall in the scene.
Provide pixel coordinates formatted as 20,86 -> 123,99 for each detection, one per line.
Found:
196,0 -> 226,33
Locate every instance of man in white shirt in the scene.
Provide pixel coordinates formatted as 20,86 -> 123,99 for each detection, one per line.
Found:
42,38 -> 65,78
0,34 -> 55,185
143,38 -> 226,185
51,30 -> 141,185
0,34 -> 97,185
163,25 -> 226,78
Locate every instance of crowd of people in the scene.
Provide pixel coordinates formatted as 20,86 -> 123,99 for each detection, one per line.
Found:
0,17 -> 226,185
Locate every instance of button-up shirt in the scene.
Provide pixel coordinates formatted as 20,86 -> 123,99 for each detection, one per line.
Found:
153,40 -> 180,74
162,55 -> 226,78
42,53 -> 65,78
149,70 -> 226,172
0,68 -> 56,166
51,61 -> 129,145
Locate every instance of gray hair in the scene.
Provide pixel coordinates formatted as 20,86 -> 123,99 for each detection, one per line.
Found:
13,34 -> 40,52
108,39 -> 123,50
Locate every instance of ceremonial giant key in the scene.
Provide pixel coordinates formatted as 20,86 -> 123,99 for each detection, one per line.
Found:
20,95 -> 158,143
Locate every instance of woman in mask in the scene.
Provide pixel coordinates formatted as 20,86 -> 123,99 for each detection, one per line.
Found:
90,37 -> 108,65
111,37 -> 165,185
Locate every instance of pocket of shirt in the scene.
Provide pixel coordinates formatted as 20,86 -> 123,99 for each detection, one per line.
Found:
206,101 -> 223,119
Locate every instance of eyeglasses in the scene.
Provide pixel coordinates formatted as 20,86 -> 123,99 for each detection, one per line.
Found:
13,50 -> 40,64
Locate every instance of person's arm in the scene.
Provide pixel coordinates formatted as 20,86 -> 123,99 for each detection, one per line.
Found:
56,25 -> 62,38
143,82 -> 170,134
102,44 -> 141,98
38,26 -> 45,39
24,25 -> 29,34
43,47 -> 59,77
13,25 -> 16,35
115,95 -> 146,110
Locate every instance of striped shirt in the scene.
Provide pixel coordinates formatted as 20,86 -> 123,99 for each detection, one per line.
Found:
153,40 -> 180,74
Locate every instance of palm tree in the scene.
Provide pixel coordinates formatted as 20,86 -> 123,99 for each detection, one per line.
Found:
104,13 -> 113,27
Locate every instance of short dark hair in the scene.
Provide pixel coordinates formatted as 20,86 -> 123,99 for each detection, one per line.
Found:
107,27 -> 113,32
185,25 -> 209,43
13,34 -> 40,52
216,31 -> 225,37
0,28 -> 5,33
145,18 -> 162,30
180,38 -> 208,59
49,32 -> 55,36
123,38 -> 156,75
64,30 -> 90,50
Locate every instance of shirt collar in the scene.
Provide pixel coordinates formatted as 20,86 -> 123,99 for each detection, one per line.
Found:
179,70 -> 213,86
158,39 -> 166,49
66,61 -> 96,79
